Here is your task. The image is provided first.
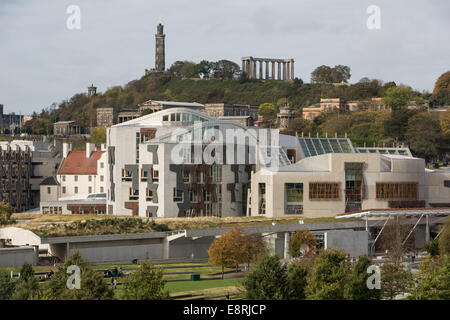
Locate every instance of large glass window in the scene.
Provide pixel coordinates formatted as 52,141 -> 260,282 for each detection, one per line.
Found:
285,183 -> 303,214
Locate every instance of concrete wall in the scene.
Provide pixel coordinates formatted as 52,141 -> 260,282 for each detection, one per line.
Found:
64,238 -> 165,263
324,230 -> 368,258
0,246 -> 38,267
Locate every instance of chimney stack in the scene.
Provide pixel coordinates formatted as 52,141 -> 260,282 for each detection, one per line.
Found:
63,143 -> 72,158
86,143 -> 96,159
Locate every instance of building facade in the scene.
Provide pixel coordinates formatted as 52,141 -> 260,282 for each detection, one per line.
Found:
203,103 -> 258,120
249,138 -> 450,218
53,121 -> 82,136
106,108 -> 284,218
96,107 -> 116,127
56,143 -> 107,198
302,98 -> 388,120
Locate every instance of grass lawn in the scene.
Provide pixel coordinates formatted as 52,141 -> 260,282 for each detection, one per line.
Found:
165,278 -> 242,294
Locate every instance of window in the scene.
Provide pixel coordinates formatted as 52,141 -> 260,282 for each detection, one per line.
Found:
129,188 -> 139,200
146,188 -> 153,202
259,183 -> 266,215
100,162 -> 104,168
74,186 -> 78,194
62,175 -> 66,182
100,175 -> 104,182
47,187 -> 51,194
376,182 -> 418,200
152,169 -> 159,182
88,186 -> 92,194
183,170 -> 190,183
62,186 -> 66,194
163,115 -> 169,121
74,175 -> 78,182
309,183 -> 340,200
88,176 -> 92,182
173,188 -> 183,202
121,169 -> 132,181
100,187 -> 104,193
285,183 -> 303,215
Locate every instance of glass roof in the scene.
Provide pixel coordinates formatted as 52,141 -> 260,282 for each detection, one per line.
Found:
298,138 -> 355,158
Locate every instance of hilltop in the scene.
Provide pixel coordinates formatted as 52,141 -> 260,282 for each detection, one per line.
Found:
32,71 -> 402,128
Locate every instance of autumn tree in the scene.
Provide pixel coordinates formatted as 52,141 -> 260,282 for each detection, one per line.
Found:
208,228 -> 244,279
432,71 -> 450,106
0,201 -> 14,225
123,262 -> 170,300
240,232 -> 267,270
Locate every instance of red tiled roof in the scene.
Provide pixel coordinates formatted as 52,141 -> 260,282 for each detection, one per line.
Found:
58,150 -> 105,175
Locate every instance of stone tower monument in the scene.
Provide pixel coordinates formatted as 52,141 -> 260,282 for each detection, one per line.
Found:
277,101 -> 295,130
155,23 -> 165,71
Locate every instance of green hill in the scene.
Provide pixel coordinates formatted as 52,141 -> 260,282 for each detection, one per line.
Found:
35,72 -> 394,128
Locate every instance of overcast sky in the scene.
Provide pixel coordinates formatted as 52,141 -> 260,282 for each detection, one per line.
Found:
0,0 -> 449,114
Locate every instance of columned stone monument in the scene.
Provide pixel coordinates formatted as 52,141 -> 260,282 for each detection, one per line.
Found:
241,57 -> 294,81
155,23 -> 165,71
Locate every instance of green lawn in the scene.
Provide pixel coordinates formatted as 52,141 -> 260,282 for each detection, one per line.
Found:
165,278 -> 241,294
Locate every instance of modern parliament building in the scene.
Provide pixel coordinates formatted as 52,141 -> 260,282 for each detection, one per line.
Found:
105,107 -> 450,218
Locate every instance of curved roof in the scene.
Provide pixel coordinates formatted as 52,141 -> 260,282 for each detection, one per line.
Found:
111,107 -> 214,128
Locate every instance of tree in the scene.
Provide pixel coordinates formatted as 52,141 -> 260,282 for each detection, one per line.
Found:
179,61 -> 200,78
432,71 -> 450,105
441,109 -> 450,135
311,65 -> 333,83
438,215 -> 450,255
305,249 -> 351,300
44,251 -> 114,300
240,232 -> 267,270
406,112 -> 442,161
412,255 -> 450,300
331,65 -> 351,83
382,86 -> 413,111
286,262 -> 309,300
0,270 -> 15,300
344,255 -> 381,300
258,103 -> 277,123
238,71 -> 249,84
423,239 -> 440,258
242,255 -> 289,300
311,65 -> 351,83
380,262 -> 412,300
19,263 -> 35,282
289,229 -> 317,258
293,77 -> 303,86
383,108 -> 418,142
123,262 -> 170,300
211,60 -> 241,79
0,201 -> 14,225
377,216 -> 415,263
197,60 -> 213,78
168,61 -> 186,77
12,277 -> 41,300
208,228 -> 244,279
88,126 -> 106,146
